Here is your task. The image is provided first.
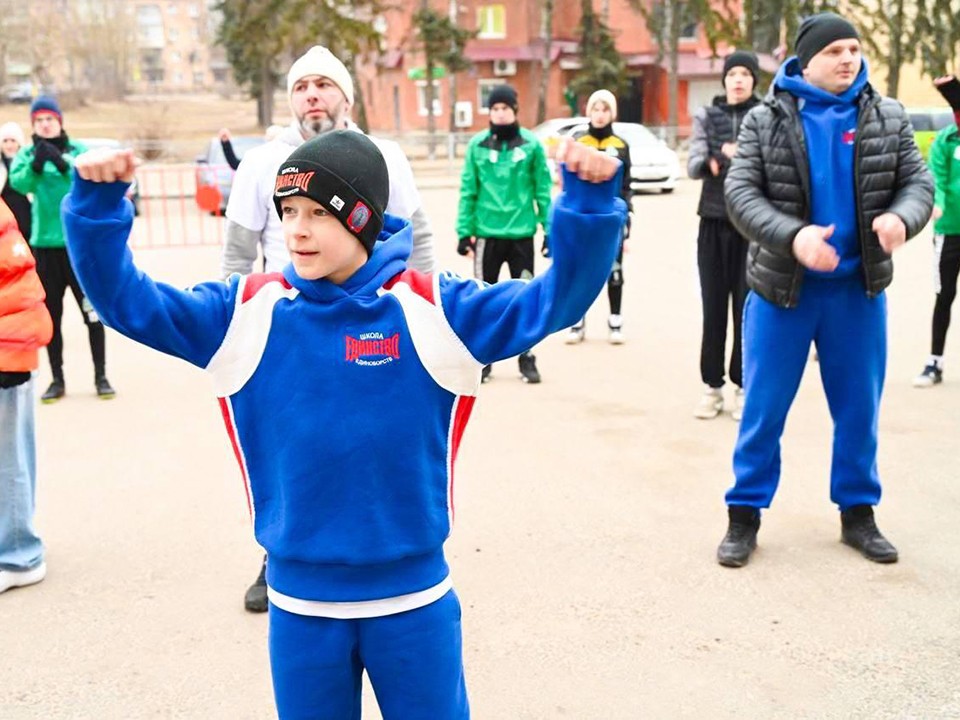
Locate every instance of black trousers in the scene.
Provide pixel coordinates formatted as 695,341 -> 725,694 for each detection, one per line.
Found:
474,237 -> 535,359
697,218 -> 747,388
931,234 -> 960,356
33,247 -> 106,380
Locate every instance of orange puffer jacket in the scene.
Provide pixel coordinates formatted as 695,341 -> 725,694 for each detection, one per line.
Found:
0,199 -> 52,372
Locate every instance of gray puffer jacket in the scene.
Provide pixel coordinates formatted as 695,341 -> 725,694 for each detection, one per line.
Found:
724,82 -> 933,308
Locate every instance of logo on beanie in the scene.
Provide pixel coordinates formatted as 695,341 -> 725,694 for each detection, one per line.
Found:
329,195 -> 345,211
347,201 -> 371,234
275,170 -> 315,195
345,331 -> 401,366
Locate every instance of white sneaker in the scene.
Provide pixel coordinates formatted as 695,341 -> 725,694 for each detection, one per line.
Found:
694,388 -> 724,419
608,327 -> 625,344
564,325 -> 585,344
731,388 -> 745,421
0,561 -> 47,594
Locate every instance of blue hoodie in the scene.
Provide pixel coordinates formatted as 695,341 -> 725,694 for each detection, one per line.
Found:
775,57 -> 869,278
62,168 -> 626,610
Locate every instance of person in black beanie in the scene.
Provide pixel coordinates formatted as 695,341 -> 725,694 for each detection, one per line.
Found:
716,12 -> 933,568
456,83 -> 553,384
64,129 -> 626,720
687,50 -> 761,421
8,96 -> 114,402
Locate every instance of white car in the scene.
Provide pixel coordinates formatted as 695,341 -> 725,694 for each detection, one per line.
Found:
562,121 -> 681,194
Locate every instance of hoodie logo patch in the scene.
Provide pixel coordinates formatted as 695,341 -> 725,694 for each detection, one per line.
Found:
347,201 -> 371,233
841,128 -> 856,145
345,332 -> 400,366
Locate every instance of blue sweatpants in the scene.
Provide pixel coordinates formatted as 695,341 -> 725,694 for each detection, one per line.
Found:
728,275 -> 886,511
268,589 -> 469,719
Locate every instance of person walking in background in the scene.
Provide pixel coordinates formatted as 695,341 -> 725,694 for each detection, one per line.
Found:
0,197 -> 52,595
565,89 -> 632,345
9,96 -> 112,402
1,122 -> 31,240
456,84 -> 553,384
687,51 -> 762,420
220,45 -> 438,613
717,14 -> 933,567
913,75 -> 960,388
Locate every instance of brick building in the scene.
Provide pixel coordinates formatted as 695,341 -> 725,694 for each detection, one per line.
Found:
355,0 -> 778,137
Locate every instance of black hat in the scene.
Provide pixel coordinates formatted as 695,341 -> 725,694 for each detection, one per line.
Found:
722,51 -> 759,87
487,84 -> 518,112
273,130 -> 389,256
795,13 -> 859,69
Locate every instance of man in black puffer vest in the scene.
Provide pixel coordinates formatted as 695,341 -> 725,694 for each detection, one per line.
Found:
687,51 -> 761,421
717,14 -> 933,568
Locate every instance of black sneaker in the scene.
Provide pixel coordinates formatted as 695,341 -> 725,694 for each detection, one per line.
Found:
244,555 -> 268,613
41,379 -> 65,404
840,505 -> 898,563
912,363 -> 943,388
481,365 -> 492,384
717,506 -> 760,567
518,353 -> 541,384
95,376 -> 116,399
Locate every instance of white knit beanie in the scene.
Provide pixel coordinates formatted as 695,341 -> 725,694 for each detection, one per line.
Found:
287,46 -> 355,107
586,89 -> 618,120
0,121 -> 25,146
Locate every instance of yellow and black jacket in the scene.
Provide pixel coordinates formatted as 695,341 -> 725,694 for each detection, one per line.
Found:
573,126 -> 633,211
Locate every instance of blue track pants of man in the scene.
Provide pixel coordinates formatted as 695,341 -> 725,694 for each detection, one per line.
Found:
728,275 -> 886,510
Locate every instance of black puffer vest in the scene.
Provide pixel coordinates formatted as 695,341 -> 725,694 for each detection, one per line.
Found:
698,95 -> 760,219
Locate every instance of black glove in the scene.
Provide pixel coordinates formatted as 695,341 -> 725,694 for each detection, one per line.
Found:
540,236 -> 551,258
457,236 -> 475,256
50,150 -> 69,174
31,140 -> 55,173
934,76 -> 960,111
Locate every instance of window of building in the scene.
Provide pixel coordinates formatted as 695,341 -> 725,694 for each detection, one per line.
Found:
137,5 -> 165,49
416,80 -> 442,117
680,21 -> 698,40
188,3 -> 199,18
171,50 -> 181,63
477,79 -> 504,113
174,72 -> 183,85
168,2 -> 178,13
168,28 -> 179,43
194,71 -> 205,86
476,5 -> 506,39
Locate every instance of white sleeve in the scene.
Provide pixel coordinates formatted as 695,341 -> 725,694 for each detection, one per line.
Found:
372,138 -> 422,219
225,152 -> 269,232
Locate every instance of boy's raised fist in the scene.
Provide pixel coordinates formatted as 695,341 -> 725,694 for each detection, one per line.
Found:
75,148 -> 138,184
556,136 -> 622,183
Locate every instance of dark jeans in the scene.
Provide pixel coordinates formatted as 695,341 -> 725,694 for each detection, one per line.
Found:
697,217 -> 747,388
931,234 -> 960,356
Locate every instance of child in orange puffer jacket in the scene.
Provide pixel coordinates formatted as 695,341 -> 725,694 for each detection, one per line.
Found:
0,193 -> 53,594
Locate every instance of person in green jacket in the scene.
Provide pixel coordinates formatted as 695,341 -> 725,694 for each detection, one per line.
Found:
914,76 -> 960,388
9,96 -> 114,402
456,84 -> 552,384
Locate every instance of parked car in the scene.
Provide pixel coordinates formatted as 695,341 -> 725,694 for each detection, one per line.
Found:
539,120 -> 681,194
194,135 -> 266,214
907,108 -> 955,161
2,82 -> 33,104
77,137 -> 141,215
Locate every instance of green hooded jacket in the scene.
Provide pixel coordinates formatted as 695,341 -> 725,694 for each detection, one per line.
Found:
9,138 -> 87,249
930,124 -> 960,235
456,126 -> 552,240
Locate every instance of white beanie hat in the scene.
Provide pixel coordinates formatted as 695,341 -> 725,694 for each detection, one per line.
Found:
0,121 -> 25,145
287,46 -> 355,106
586,89 -> 618,120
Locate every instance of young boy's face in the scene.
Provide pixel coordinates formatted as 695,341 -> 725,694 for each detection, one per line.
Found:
32,113 -> 62,139
281,196 -> 367,283
589,102 -> 613,129
489,102 -> 516,126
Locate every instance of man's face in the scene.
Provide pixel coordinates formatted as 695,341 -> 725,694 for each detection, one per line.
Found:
725,67 -> 755,104
489,103 -> 516,125
290,75 -> 350,138
2,137 -> 20,158
32,113 -> 62,139
802,38 -> 862,95
589,102 -> 613,128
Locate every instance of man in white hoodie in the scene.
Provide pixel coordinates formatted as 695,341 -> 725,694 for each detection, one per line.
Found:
221,46 -> 437,279
224,47 -> 437,612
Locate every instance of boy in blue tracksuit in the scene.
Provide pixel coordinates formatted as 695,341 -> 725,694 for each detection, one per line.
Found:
62,131 -> 625,718
718,14 -> 933,567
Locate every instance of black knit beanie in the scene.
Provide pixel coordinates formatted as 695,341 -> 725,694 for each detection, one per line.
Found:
934,76 -> 960,111
273,130 -> 389,256
722,51 -> 759,88
795,13 -> 859,69
488,84 -> 518,112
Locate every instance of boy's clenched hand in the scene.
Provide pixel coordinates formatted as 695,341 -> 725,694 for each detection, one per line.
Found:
556,137 -> 621,183
75,148 -> 138,184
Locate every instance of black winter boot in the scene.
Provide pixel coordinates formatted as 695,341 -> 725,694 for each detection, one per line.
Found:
244,555 -> 268,613
717,506 -> 760,567
840,505 -> 898,563
95,375 -> 116,399
41,378 -> 65,403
